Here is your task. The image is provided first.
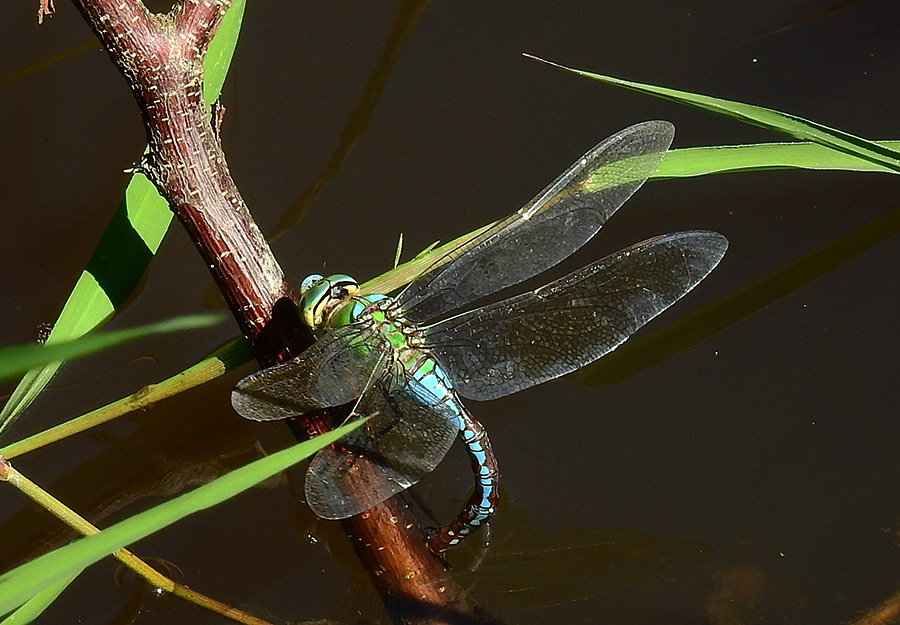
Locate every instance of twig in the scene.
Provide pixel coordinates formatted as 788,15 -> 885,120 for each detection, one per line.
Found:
70,0 -> 293,349
0,457 -> 274,625
60,1 -> 488,622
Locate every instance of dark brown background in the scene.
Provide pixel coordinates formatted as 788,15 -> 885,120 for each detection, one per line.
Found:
2,1 -> 899,623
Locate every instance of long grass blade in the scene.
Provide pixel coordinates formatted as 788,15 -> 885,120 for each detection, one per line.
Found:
0,338 -> 251,459
0,575 -> 76,625
0,417 -> 360,618
0,0 -> 246,436
656,141 -> 900,178
525,54 -> 900,174
0,314 -> 225,383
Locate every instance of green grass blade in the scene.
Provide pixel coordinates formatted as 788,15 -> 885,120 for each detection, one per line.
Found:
0,338 -> 252,460
0,417 -> 359,618
0,0 -> 246,434
360,224 -> 493,297
656,141 -> 900,178
525,55 -> 900,174
0,314 -> 225,383
204,0 -> 245,104
0,575 -> 76,625
362,138 -> 900,297
359,139 -> 879,295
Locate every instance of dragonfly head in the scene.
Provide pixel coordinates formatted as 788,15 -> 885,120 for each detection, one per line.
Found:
299,273 -> 359,329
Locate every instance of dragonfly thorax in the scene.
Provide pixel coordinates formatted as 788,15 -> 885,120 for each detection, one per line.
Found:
300,272 -> 426,350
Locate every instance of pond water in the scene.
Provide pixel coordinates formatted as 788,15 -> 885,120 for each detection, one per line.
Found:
2,1 -> 899,623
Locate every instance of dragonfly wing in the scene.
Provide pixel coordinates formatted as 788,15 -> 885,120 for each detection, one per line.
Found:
400,121 -> 675,323
305,373 -> 460,519
231,324 -> 391,421
423,231 -> 728,400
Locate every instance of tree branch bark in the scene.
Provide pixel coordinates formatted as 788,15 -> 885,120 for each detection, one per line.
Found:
73,0 -> 292,349
65,0 -> 492,622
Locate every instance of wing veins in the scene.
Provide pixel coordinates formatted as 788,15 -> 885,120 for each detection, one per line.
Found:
422,231 -> 728,400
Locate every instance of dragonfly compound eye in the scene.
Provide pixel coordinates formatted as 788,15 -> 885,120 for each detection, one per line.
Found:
299,278 -> 332,329
325,274 -> 359,299
300,274 -> 360,329
300,274 -> 325,295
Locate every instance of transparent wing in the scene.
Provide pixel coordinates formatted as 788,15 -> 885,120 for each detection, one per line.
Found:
399,121 -> 675,323
231,323 -> 392,421
304,373 -> 460,519
422,231 -> 728,400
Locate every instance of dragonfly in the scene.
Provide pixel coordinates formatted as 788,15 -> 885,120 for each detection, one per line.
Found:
232,121 -> 728,552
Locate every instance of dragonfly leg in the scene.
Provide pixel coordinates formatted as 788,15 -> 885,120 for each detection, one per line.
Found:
428,409 -> 500,554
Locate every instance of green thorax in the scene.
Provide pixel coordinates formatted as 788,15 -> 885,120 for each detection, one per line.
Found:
299,273 -> 423,363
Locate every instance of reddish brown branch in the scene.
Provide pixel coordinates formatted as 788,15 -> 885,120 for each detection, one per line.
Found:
174,0 -> 225,51
63,0 -> 489,623
71,0 -> 291,348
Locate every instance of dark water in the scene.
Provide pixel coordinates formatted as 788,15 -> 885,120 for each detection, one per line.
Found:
2,1 -> 900,623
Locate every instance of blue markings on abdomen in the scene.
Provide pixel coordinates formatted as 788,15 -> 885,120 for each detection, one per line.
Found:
339,293 -> 499,552
405,354 -> 500,552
